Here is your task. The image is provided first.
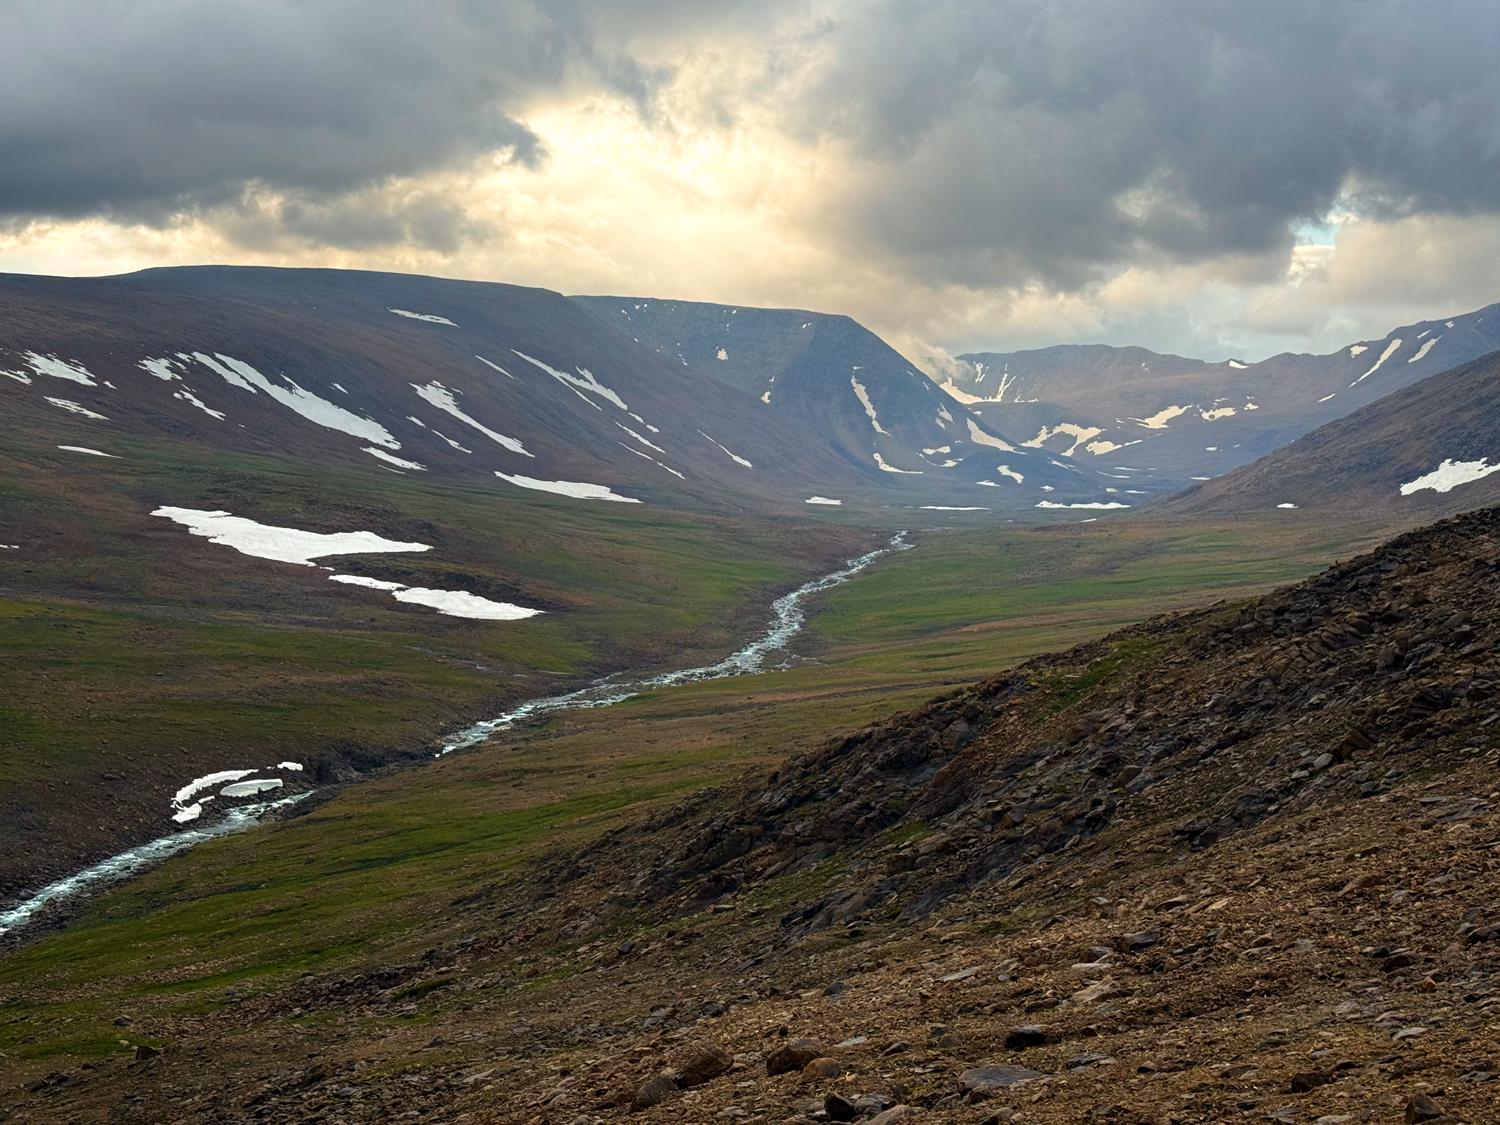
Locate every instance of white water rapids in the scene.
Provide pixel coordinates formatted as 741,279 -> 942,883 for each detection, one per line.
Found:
0,532 -> 910,940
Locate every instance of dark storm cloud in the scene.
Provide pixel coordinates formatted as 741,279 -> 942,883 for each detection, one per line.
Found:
792,0 -> 1500,286
0,0 -> 654,228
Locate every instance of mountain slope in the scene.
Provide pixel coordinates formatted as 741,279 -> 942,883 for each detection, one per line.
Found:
947,303 -> 1500,488
573,295 -> 1124,508
6,504 -> 1497,1122
1165,348 -> 1500,517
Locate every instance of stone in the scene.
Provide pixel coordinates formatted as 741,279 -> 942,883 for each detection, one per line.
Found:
678,1044 -> 732,1088
766,1038 -> 825,1076
868,1108 -> 918,1124
1404,1092 -> 1448,1122
1288,1069 -> 1333,1092
958,1064 -> 1045,1095
824,1093 -> 858,1121
631,1073 -> 678,1112
1002,1025 -> 1053,1050
801,1056 -> 845,1080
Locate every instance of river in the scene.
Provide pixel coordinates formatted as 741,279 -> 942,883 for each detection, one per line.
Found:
0,531 -> 911,940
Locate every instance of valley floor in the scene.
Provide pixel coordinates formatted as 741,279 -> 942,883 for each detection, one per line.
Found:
0,510 -> 1393,1120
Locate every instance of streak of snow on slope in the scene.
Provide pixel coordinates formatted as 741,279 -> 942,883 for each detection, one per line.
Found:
221,779 -> 283,797
1133,404 -> 1190,429
25,352 -> 96,385
1228,360 -> 1248,369
1277,503 -> 1299,509
174,387 -> 225,419
57,445 -> 118,458
874,452 -> 922,474
433,429 -> 471,453
920,506 -> 989,511
805,496 -> 842,505
330,574 -> 541,620
411,381 -> 531,455
1408,336 -> 1440,363
1035,500 -> 1131,510
190,353 -> 399,447
364,447 -> 427,471
494,473 -> 640,503
1399,458 -> 1500,496
1351,338 -> 1401,385
614,420 -> 666,454
389,308 -> 456,325
475,355 -> 517,380
619,443 -> 685,479
850,376 -> 890,435
139,357 -> 182,381
152,507 -> 431,566
45,397 -> 108,420
1024,422 -> 1101,457
698,430 -> 753,468
965,417 -> 1014,452
511,350 -> 628,410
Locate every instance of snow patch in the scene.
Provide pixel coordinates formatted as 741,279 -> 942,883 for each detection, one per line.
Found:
57,445 -> 118,458
1035,500 -> 1131,510
1277,503 -> 1299,509
475,355 -> 517,380
494,473 -> 640,503
805,496 -> 842,506
1351,338 -> 1401,385
965,418 -> 1014,452
45,397 -> 108,420
716,347 -> 728,361
191,353 -> 398,447
1399,458 -> 1500,496
1200,406 -> 1237,421
874,452 -> 922,474
412,381 -> 531,456
1348,344 -> 1368,357
511,350 -> 628,411
1408,336 -> 1440,363
1024,422 -> 1102,457
25,353 -> 97,386
364,447 -> 427,471
152,507 -> 431,566
697,430 -> 753,468
1227,360 -> 1248,369
389,308 -> 456,326
850,376 -> 889,435
995,465 -> 1024,484
920,506 -> 989,511
1133,404 -> 1189,429
329,574 -> 541,621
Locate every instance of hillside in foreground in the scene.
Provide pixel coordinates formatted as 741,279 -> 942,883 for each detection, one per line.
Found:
4,504 -> 1495,1122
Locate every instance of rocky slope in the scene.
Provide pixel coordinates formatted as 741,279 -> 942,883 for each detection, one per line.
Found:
946,304 -> 1500,490
572,296 -> 1120,508
1164,349 -> 1500,519
12,508 -> 1500,1123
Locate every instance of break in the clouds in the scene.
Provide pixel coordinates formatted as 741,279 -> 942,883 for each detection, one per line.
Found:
2,0 -> 1499,361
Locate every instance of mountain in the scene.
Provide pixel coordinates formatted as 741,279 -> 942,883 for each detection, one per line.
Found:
0,268 -> 1128,515
946,303 -> 1500,487
572,295 -> 1132,509
1165,348 -> 1500,517
10,502 -> 1498,1123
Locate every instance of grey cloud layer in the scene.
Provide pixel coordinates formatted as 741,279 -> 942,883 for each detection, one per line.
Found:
3,0 -> 1499,286
0,1 -> 653,225
795,0 -> 1500,285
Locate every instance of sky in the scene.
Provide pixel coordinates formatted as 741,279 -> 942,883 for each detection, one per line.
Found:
3,1 -> 1500,366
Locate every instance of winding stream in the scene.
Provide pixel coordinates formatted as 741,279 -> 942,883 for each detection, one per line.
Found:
0,532 -> 910,940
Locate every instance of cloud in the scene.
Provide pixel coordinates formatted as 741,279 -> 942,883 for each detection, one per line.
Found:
1,0 -> 1498,362
0,1 -> 659,225
789,0 -> 1500,288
